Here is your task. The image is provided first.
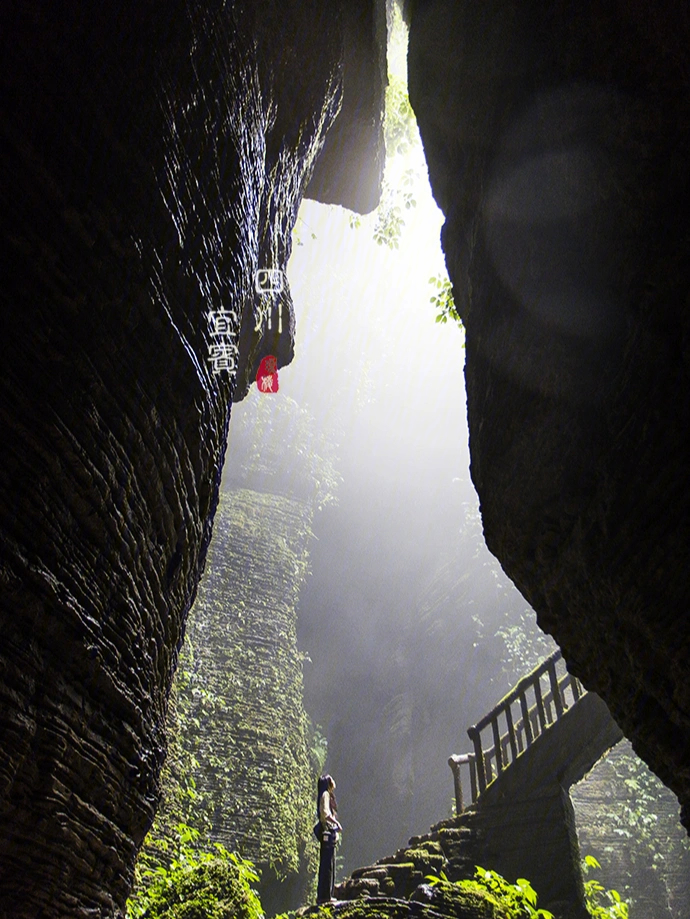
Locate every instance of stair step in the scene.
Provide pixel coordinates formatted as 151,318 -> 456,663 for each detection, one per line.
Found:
350,866 -> 389,880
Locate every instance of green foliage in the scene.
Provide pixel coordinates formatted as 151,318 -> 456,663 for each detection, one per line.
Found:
429,274 -> 462,329
373,197 -> 404,250
372,172 -> 417,249
604,747 -> 688,866
226,388 -> 342,512
132,381 -> 344,910
458,867 -> 553,919
306,718 -> 328,777
582,856 -> 629,919
127,834 -> 264,919
384,73 -> 418,157
572,741 -> 690,912
178,493 -> 316,879
135,488 -> 321,908
493,609 -> 557,689
425,867 -> 553,918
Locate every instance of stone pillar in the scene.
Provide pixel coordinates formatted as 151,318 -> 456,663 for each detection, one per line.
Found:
474,785 -> 588,919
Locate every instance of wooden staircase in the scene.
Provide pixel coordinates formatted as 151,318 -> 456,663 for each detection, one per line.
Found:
334,650 -> 623,918
449,649 -> 586,810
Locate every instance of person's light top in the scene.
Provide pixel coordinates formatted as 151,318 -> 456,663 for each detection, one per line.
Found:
319,791 -> 340,830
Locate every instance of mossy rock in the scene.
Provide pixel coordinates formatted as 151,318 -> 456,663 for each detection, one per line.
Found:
437,828 -> 472,846
351,867 -> 389,881
411,883 -> 514,919
320,890 -> 511,919
384,863 -> 416,877
399,847 -> 445,872
414,841 -> 443,857
131,858 -> 260,919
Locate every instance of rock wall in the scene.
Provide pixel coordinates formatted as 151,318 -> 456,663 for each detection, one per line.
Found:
0,2 -> 384,915
572,741 -> 690,918
159,489 -> 317,912
408,0 -> 690,827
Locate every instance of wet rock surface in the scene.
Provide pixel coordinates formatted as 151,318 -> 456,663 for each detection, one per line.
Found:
0,2 -> 384,914
408,0 -> 690,828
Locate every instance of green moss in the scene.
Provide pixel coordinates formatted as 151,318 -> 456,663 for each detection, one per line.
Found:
129,856 -> 263,919
419,884 -> 513,919
407,841 -> 443,857
399,847 -> 445,872
139,489 -> 319,906
326,890 -> 510,919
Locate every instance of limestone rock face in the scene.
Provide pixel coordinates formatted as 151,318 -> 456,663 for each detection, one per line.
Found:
408,1 -> 690,826
305,0 -> 387,213
0,2 -> 384,914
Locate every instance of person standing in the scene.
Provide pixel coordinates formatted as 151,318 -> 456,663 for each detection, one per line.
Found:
316,774 -> 342,904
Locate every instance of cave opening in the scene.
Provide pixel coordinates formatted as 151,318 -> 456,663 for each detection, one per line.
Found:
3,0 -> 689,916
139,9 -> 690,919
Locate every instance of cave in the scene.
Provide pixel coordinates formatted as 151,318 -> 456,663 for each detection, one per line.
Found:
1,0 -> 689,915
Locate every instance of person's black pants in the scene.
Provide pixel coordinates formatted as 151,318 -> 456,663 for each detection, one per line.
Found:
317,832 -> 336,903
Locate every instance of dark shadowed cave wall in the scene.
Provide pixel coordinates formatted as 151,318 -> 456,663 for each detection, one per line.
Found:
0,1 -> 385,915
408,0 -> 690,830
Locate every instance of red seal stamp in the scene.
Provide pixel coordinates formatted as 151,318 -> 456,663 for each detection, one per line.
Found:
256,355 -> 279,393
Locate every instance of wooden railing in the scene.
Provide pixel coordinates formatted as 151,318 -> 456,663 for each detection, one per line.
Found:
449,650 -> 584,813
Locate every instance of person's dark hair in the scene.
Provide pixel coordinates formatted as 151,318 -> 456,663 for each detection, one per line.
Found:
317,774 -> 337,818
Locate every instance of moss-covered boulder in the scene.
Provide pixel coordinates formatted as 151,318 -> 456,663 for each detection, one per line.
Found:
129,856 -> 263,919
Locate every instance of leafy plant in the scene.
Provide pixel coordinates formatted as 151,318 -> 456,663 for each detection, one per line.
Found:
373,196 -> 404,249
371,172 -> 417,250
572,741 -> 690,913
425,867 -> 554,918
384,73 -> 418,157
127,829 -> 264,919
493,609 -> 557,689
582,856 -> 629,919
133,486 -> 323,907
429,274 -> 463,329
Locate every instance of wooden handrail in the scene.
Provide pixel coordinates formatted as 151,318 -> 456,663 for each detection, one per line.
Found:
448,753 -> 476,814
456,650 -> 586,806
471,654 -> 555,735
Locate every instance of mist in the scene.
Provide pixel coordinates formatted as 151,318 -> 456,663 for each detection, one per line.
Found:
222,126 -> 549,875
215,16 -> 689,915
